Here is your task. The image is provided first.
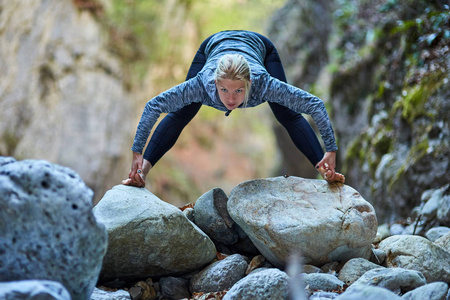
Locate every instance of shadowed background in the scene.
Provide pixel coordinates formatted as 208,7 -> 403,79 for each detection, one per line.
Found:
1,0 -> 448,223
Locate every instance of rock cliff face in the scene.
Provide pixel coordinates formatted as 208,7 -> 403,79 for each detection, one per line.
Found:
0,0 -> 134,202
268,0 -> 450,222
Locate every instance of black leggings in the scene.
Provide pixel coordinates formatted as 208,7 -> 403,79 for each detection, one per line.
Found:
144,32 -> 324,167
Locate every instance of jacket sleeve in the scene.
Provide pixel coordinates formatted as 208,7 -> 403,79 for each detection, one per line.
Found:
259,74 -> 338,152
131,77 -> 205,154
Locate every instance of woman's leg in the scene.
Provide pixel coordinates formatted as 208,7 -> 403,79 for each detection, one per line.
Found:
268,102 -> 324,166
254,32 -> 324,166
143,102 -> 202,167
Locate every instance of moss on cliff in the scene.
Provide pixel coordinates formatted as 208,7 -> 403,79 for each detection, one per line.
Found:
328,0 -> 450,221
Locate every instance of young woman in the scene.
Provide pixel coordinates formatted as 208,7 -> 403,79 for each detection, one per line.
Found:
123,30 -> 344,187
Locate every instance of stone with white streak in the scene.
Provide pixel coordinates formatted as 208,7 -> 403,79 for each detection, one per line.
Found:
0,280 -> 71,300
91,288 -> 131,300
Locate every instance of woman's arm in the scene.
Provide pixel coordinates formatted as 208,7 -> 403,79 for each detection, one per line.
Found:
260,75 -> 338,153
131,77 -> 205,154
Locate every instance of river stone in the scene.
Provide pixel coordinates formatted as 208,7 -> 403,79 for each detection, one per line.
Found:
0,158 -> 108,300
309,291 -> 340,299
379,235 -> 450,283
304,265 -> 324,274
223,268 -> 289,300
338,258 -> 383,286
348,267 -> 426,294
304,273 -> 344,292
190,254 -> 248,293
402,282 -> 449,300
390,223 -> 407,236
93,185 -> 216,280
334,285 -> 402,300
377,223 -> 391,240
437,190 -> 450,226
194,188 -> 238,245
160,277 -> 190,300
370,248 -> 386,264
227,176 -> 378,267
419,188 -> 442,220
91,287 -> 131,300
435,232 -> 450,253
426,227 -> 450,242
0,280 -> 71,300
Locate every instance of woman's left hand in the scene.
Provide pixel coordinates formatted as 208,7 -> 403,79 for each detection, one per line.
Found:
315,151 -> 345,183
316,151 -> 337,180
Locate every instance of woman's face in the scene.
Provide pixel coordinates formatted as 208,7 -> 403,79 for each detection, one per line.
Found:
215,79 -> 247,110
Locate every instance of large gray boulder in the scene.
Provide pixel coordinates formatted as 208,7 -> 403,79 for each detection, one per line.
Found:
93,185 -> 216,280
0,158 -> 108,300
227,176 -> 378,267
0,280 -> 71,300
379,235 -> 450,283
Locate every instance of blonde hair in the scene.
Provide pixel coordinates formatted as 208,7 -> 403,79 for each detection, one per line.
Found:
214,54 -> 251,106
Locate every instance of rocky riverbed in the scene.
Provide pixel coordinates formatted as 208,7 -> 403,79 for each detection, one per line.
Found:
1,157 -> 449,299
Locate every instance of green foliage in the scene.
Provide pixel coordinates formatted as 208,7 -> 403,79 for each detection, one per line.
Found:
393,72 -> 446,125
389,7 -> 450,67
389,137 -> 430,191
344,114 -> 394,177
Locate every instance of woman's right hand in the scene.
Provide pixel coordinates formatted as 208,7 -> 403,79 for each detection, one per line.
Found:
129,151 -> 144,179
122,151 -> 146,187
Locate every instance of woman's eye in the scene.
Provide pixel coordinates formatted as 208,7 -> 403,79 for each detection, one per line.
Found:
221,88 -> 228,92
236,89 -> 243,93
